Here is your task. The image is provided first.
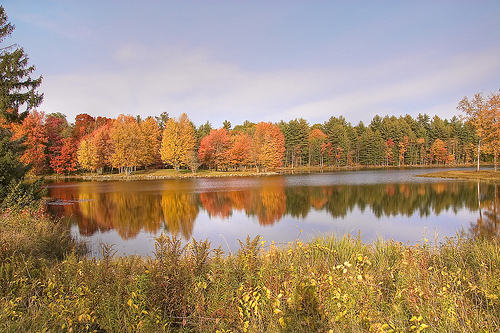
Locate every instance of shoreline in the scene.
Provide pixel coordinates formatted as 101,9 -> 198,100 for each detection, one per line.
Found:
39,164 -> 481,181
416,169 -> 500,182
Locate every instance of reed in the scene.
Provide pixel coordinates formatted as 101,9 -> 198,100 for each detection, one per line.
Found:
1,208 -> 499,332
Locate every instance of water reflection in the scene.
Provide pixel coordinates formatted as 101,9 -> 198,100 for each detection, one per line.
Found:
47,175 -> 493,246
467,183 -> 500,240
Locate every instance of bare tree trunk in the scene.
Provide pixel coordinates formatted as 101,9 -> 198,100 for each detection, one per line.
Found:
477,140 -> 481,172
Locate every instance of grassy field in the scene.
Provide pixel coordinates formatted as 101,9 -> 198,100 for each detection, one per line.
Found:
418,170 -> 500,182
1,205 -> 499,332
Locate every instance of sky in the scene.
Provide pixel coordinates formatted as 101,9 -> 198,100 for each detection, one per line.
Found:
2,0 -> 500,128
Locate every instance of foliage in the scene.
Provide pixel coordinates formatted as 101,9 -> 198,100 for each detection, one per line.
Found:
0,6 -> 43,124
0,127 -> 28,204
253,122 -> 285,172
458,90 -> 500,170
160,113 -> 196,172
11,110 -> 48,175
1,211 -> 499,333
198,128 -> 231,170
139,116 -> 161,168
109,114 -> 143,174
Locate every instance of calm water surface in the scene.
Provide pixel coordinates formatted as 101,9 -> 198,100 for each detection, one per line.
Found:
46,168 -> 498,256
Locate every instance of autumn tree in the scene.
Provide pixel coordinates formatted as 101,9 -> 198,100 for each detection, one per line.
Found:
228,131 -> 253,170
308,128 -> 327,167
109,114 -> 142,174
252,122 -> 285,172
72,113 -> 96,142
198,128 -> 231,170
384,139 -> 395,166
77,122 -> 112,173
50,137 -> 77,174
12,110 -> 48,174
45,113 -> 77,174
481,91 -> 500,170
0,6 -> 43,124
76,136 -> 93,172
139,116 -> 161,169
160,113 -> 196,171
398,136 -> 409,166
430,139 -> 449,164
458,92 -> 493,171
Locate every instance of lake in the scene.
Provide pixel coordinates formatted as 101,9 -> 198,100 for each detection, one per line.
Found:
46,168 -> 498,257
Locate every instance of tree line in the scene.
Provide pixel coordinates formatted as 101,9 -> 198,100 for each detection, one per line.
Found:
1,5 -> 500,178
4,100 -> 500,176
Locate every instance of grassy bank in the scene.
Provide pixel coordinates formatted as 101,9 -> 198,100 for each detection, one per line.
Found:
1,209 -> 499,332
417,170 -> 500,182
42,168 -> 279,181
41,163 -> 481,182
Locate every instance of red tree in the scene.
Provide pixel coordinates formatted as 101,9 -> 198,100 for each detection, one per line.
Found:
50,137 -> 77,174
73,113 -> 96,142
198,128 -> 231,170
228,131 -> 253,169
12,110 -> 48,174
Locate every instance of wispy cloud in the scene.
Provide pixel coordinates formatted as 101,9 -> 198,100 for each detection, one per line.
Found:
41,43 -> 500,126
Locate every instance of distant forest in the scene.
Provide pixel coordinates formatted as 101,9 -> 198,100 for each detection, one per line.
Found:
6,89 -> 500,175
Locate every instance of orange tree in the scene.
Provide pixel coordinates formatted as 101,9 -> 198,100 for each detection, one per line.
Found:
12,110 -> 48,175
458,90 -> 500,171
198,128 -> 231,170
252,122 -> 285,172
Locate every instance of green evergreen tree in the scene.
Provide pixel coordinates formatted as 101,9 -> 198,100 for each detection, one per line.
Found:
279,118 -> 309,168
0,6 -> 44,209
0,6 -> 43,123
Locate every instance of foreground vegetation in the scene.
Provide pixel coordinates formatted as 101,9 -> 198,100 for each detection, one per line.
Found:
418,170 -> 500,182
1,207 -> 499,332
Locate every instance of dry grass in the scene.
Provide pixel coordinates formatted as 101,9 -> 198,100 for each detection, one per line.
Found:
417,170 -> 500,182
1,208 -> 499,333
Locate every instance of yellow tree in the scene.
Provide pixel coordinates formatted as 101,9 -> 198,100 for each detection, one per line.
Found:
78,123 -> 112,173
109,114 -> 142,174
139,116 -> 161,169
77,136 -> 93,172
252,122 -> 285,172
482,91 -> 500,170
160,113 -> 196,171
458,91 -> 499,171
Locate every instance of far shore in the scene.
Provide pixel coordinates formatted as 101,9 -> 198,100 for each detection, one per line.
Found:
37,164 -> 488,181
417,169 -> 500,182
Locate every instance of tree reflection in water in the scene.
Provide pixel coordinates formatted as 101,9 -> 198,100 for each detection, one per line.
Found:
468,183 -> 500,240
46,177 -> 495,242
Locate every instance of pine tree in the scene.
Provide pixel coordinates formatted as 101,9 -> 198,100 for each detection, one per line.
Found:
0,6 -> 43,123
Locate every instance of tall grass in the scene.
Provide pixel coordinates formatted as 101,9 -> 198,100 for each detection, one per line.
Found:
1,208 -> 499,332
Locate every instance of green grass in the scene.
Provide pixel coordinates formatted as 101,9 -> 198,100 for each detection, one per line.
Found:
1,208 -> 499,332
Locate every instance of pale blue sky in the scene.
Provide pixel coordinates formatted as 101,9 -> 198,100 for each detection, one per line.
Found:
3,1 -> 500,127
